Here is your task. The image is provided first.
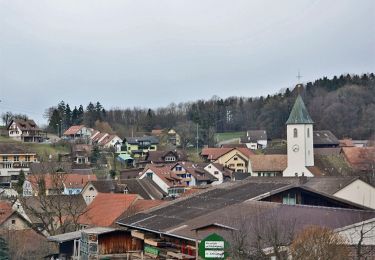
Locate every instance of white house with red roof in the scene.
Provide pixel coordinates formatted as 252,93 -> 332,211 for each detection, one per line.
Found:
63,125 -> 92,141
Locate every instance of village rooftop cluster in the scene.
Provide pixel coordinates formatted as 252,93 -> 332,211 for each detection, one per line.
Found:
0,90 -> 374,259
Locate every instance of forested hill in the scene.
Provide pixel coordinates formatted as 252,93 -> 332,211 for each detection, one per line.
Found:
41,73 -> 374,145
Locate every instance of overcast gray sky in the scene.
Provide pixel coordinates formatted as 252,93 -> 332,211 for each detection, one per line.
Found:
0,0 -> 374,125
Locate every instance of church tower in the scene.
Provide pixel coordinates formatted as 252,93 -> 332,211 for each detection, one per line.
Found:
283,93 -> 314,177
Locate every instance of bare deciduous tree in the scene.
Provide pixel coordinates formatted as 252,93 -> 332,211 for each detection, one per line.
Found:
20,170 -> 88,236
290,225 -> 350,260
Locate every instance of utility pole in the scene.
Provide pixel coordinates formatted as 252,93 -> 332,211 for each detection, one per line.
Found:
196,123 -> 199,155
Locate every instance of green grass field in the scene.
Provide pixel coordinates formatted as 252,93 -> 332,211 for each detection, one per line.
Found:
215,131 -> 245,143
0,135 -> 70,160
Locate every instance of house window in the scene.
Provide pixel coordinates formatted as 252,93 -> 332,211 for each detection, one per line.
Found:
165,156 -> 176,162
175,166 -> 182,171
234,157 -> 238,161
2,156 -> 8,162
25,156 -> 30,162
11,219 -> 16,225
237,163 -> 243,167
307,128 -> 310,138
283,193 -> 296,205
146,172 -> 153,178
293,128 -> 298,138
214,171 -> 219,175
14,156 -> 19,162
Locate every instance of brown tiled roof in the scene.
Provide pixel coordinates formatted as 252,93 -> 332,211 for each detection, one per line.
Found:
151,129 -> 163,136
92,132 -> 107,143
340,139 -> 355,147
0,143 -> 36,154
314,148 -> 342,156
237,147 -> 255,157
306,166 -> 324,176
27,173 -> 97,190
146,150 -> 187,163
8,119 -> 41,131
342,147 -> 375,171
143,164 -> 178,187
63,125 -> 84,136
249,155 -> 287,172
98,134 -> 118,146
201,148 -> 233,160
201,147 -> 254,160
0,201 -> 14,225
79,193 -> 139,227
220,144 -> 247,148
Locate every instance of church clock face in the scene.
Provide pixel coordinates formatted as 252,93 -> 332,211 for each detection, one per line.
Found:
292,144 -> 299,152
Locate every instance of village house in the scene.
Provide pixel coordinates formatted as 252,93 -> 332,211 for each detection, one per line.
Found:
201,147 -> 254,173
144,150 -> 187,164
63,125 -> 92,142
23,173 -> 97,196
122,136 -> 159,158
81,179 -> 166,204
71,144 -> 92,165
139,162 -> 216,197
7,119 -> 45,143
249,154 -> 287,177
202,163 -> 233,185
167,128 -> 181,147
0,201 -> 31,231
0,143 -> 38,187
241,130 -> 268,150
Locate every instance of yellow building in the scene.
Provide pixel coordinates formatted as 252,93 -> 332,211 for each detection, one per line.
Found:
0,143 -> 38,187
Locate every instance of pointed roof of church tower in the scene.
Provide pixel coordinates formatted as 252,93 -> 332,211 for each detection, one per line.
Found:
286,95 -> 314,124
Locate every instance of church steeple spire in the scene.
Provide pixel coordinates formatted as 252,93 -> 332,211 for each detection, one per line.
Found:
286,95 -> 313,125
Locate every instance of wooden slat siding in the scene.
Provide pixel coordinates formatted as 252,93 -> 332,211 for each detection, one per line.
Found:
99,231 -> 143,255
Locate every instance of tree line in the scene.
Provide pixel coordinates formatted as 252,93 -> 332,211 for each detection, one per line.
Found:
43,73 -> 375,143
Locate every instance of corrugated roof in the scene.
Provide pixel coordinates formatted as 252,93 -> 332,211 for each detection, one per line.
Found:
169,201 -> 375,242
286,95 -> 314,124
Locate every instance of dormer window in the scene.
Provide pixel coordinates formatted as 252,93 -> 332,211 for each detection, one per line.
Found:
293,128 -> 298,138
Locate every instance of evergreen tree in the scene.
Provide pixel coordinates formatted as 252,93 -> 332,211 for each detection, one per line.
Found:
71,106 -> 79,125
48,109 -> 62,135
85,102 -> 96,127
16,170 -> 25,194
78,105 -> 84,124
64,104 -> 72,128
